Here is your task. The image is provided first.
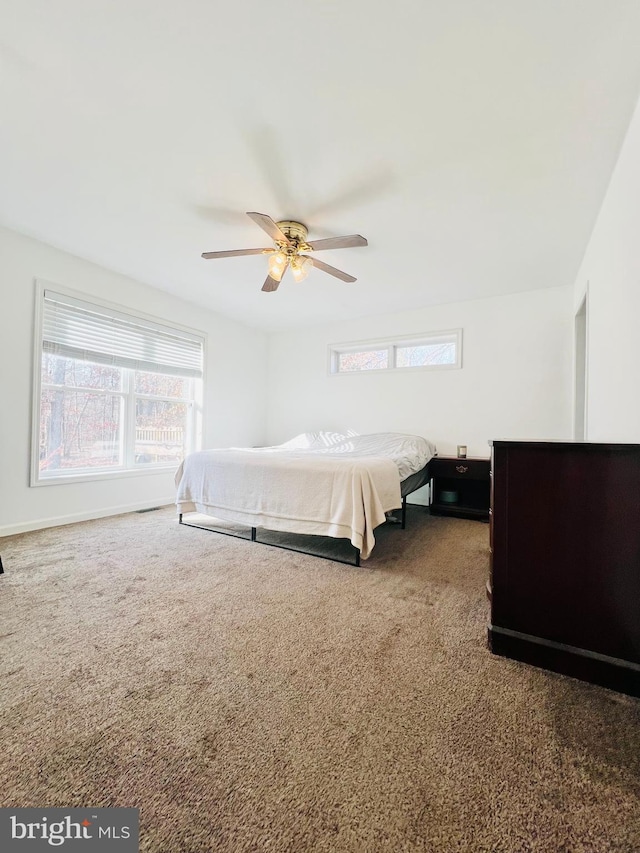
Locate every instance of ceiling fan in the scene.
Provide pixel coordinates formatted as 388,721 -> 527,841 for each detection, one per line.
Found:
201,212 -> 368,292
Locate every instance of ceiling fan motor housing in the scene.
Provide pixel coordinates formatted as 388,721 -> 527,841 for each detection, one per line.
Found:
276,220 -> 308,246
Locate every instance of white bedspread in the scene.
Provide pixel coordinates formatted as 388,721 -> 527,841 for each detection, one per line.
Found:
175,433 -> 435,559
273,432 -> 436,480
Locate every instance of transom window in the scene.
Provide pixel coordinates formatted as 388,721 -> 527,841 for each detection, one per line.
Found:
32,285 -> 204,484
329,330 -> 462,374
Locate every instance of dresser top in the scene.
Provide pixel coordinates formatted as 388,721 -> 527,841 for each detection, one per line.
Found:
490,439 -> 640,450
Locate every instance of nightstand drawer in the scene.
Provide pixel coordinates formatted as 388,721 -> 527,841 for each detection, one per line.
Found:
429,458 -> 490,479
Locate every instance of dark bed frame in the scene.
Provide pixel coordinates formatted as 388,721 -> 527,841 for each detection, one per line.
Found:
177,461 -> 432,567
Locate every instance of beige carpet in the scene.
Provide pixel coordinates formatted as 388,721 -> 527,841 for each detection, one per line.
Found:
1,507 -> 639,853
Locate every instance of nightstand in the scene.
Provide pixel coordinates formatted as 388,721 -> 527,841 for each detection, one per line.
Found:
429,456 -> 491,521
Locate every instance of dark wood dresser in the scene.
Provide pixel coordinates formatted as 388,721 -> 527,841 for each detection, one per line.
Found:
488,440 -> 640,697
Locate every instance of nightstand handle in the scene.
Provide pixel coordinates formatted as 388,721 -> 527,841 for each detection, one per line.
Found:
455,465 -> 469,473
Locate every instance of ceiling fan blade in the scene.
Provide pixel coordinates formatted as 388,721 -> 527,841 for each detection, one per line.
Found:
261,262 -> 289,292
201,248 -> 271,259
306,234 -> 368,252
306,256 -> 356,283
247,212 -> 292,245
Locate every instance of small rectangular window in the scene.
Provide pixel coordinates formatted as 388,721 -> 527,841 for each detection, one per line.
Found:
329,330 -> 462,375
395,341 -> 457,367
338,349 -> 389,372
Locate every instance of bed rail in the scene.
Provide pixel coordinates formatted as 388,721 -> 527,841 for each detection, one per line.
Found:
178,513 -> 362,567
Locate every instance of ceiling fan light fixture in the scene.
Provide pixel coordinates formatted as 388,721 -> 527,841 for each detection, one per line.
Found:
201,212 -> 366,290
291,256 -> 312,283
268,251 -> 287,281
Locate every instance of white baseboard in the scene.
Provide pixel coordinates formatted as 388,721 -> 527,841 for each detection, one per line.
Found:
0,498 -> 176,538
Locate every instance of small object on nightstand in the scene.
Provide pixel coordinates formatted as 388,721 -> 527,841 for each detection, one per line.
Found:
457,445 -> 467,459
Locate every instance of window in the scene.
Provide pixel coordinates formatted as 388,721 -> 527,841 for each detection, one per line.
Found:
337,349 -> 389,372
32,285 -> 204,484
329,330 -> 462,374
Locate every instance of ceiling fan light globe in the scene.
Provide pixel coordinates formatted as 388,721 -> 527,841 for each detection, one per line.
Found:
291,256 -> 312,283
268,252 -> 287,280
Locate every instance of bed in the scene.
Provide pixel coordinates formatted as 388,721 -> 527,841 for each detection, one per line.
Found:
175,432 -> 436,564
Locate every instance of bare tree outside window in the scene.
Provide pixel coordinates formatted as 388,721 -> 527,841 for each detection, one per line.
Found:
338,350 -> 388,372
39,355 -> 197,476
395,343 -> 456,367
40,356 -> 122,471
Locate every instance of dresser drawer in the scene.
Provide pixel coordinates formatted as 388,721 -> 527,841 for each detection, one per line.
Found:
429,458 -> 490,479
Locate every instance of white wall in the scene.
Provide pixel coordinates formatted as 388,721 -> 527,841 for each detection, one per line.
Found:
573,95 -> 640,441
0,225 -> 268,535
0,221 -> 578,534
266,286 -> 574,463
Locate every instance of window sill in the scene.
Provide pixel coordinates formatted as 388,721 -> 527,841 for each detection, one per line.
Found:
31,465 -> 179,487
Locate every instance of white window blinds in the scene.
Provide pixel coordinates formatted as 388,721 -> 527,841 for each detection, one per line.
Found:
42,290 -> 204,378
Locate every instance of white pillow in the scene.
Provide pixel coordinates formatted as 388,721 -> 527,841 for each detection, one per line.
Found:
279,430 -> 358,449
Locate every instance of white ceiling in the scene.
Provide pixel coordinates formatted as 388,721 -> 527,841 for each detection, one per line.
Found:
2,1 -> 640,332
